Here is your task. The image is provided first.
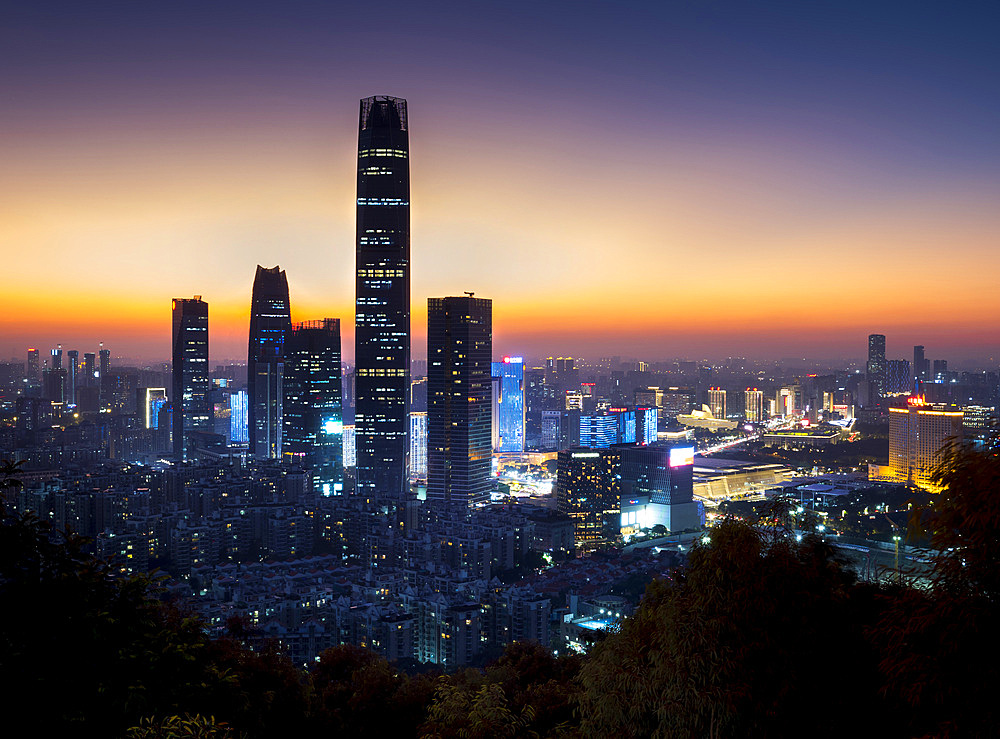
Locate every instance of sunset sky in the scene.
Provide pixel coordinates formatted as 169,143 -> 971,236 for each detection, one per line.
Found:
3,1 -> 999,365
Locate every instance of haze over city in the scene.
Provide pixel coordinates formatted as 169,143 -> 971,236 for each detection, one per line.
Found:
4,0 -> 999,363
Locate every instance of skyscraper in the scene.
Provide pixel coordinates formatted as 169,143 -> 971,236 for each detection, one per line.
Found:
427,296 -> 492,514
26,348 -> 39,383
491,356 -> 525,453
248,265 -> 292,458
66,350 -> 78,405
867,334 -> 887,404
82,352 -> 95,387
172,297 -> 210,460
282,319 -> 344,496
355,96 -> 411,506
99,345 -> 111,410
913,345 -> 928,382
708,388 -> 727,419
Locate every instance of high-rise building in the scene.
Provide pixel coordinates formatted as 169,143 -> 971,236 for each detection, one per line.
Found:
26,348 -> 39,382
745,388 -> 764,423
171,297 -> 210,460
282,319 -> 343,496
248,265 -> 291,459
427,296 -> 492,514
99,345 -> 111,410
491,356 -> 525,453
82,352 -> 95,387
230,389 -> 249,444
66,350 -> 78,405
410,411 -> 428,479
355,95 -> 411,507
913,345 -> 928,382
867,334 -> 887,404
619,442 -> 702,533
708,388 -> 727,419
556,447 -> 620,548
636,406 -> 658,445
144,388 -> 167,429
886,359 -> 912,395
580,408 -> 636,449
883,396 -> 963,491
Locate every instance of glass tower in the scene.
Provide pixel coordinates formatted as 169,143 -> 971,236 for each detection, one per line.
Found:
248,265 -> 291,458
172,297 -> 210,460
491,357 -> 525,453
354,96 -> 410,506
282,319 -> 344,496
427,296 -> 493,514
867,334 -> 887,404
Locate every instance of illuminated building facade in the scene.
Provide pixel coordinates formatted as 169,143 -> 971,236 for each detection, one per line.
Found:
145,388 -> 167,429
343,425 -> 356,468
491,356 -> 525,453
708,387 -> 727,419
636,406 -> 657,445
580,409 -> 636,448
282,319 -> 343,496
355,95 -> 411,507
230,389 -> 249,444
886,397 -> 963,491
745,388 -> 764,423
556,448 -> 620,547
619,442 -> 701,533
427,296 -> 492,513
867,334 -> 887,404
248,265 -> 291,458
410,411 -> 427,479
171,297 -> 210,460
66,350 -> 78,405
886,359 -> 912,394
99,347 -> 110,410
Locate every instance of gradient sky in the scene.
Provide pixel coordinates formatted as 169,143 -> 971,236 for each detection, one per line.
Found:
3,1 -> 999,365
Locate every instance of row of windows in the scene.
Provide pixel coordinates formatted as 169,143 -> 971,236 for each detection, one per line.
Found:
358,148 -> 408,159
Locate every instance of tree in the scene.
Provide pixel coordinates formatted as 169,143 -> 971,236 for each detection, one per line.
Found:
576,520 -> 886,738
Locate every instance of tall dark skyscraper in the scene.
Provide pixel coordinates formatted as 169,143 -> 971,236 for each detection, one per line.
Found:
248,265 -> 291,458
26,348 -> 39,382
66,349 -> 78,405
99,345 -> 111,410
172,297 -> 210,460
355,96 -> 411,506
867,333 -> 886,404
913,344 -> 929,382
283,319 -> 344,496
427,296 -> 492,514
82,352 -> 95,387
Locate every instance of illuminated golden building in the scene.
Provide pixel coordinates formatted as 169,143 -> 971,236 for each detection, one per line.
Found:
882,396 -> 963,491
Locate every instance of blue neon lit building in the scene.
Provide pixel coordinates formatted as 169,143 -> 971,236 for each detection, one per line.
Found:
580,409 -> 636,449
491,356 -> 525,453
230,390 -> 249,444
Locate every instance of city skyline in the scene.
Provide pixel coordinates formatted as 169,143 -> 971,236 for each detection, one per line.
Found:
3,2 -> 999,362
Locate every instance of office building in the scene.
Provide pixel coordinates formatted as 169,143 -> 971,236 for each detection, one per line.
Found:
248,265 -> 291,458
282,319 -> 343,496
144,388 -> 167,429
556,447 -> 620,548
99,346 -> 111,410
410,412 -> 428,479
745,388 -> 764,423
882,396 -> 963,491
427,296 -> 492,513
355,95 -> 411,507
913,345 -> 929,382
580,408 -> 636,449
636,406 -> 657,445
867,334 -> 886,403
230,389 -> 249,444
171,297 -> 210,460
886,359 -> 912,395
66,350 -> 78,405
82,352 -> 95,387
50,346 -> 62,370
27,348 -> 39,382
491,356 -> 525,453
708,387 -> 727,420
619,442 -> 702,533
